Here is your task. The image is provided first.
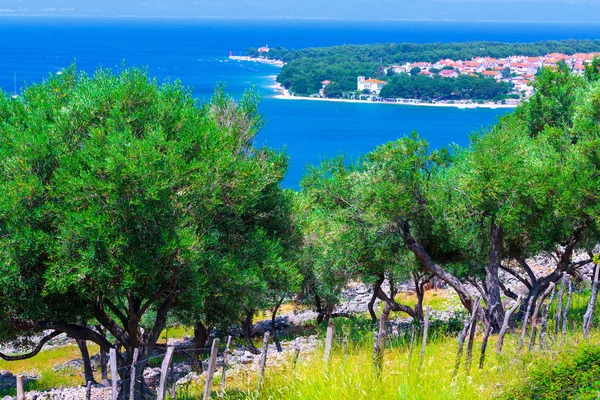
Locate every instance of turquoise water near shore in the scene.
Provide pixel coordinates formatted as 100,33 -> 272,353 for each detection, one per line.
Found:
2,18 -> 598,186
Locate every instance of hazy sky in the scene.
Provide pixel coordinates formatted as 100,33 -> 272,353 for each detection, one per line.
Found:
1,0 -> 600,22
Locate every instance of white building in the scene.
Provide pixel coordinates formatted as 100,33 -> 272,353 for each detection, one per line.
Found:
357,76 -> 388,95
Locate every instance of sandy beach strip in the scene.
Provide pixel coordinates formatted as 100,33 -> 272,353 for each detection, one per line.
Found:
271,94 -> 518,109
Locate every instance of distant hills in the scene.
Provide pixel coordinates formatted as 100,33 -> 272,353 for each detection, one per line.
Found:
2,0 -> 600,23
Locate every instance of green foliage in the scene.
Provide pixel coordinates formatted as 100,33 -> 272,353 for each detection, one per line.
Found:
501,344 -> 600,400
0,65 -> 292,360
323,82 -> 343,98
379,73 -> 513,101
522,60 -> 584,137
263,40 -> 600,94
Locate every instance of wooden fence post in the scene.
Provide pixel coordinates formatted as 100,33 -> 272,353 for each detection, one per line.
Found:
529,283 -> 555,351
342,335 -> 349,360
324,323 -> 335,364
129,348 -> 139,400
465,301 -> 481,375
583,265 -> 599,338
109,348 -> 118,400
157,346 -> 175,400
454,298 -> 480,377
562,279 -> 573,343
554,273 -> 566,342
256,331 -> 270,393
220,335 -> 232,398
453,319 -> 470,377
419,306 -> 431,372
16,374 -> 24,400
203,338 -> 220,400
407,323 -> 416,369
496,295 -> 522,354
86,380 -> 92,400
479,303 -> 498,369
518,295 -> 535,353
291,344 -> 301,370
170,363 -> 176,400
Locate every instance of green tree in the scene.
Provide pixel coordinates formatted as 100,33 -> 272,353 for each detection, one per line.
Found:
323,82 -> 343,98
522,61 -> 583,136
0,67 -> 289,397
410,67 -> 422,76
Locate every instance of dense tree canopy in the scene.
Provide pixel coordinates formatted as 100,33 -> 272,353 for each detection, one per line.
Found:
380,74 -> 513,101
251,40 -> 600,95
0,66 -> 292,397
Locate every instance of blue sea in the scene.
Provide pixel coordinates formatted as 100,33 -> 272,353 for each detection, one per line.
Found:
2,18 -> 600,187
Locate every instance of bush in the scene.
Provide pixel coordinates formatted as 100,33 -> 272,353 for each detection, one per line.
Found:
501,343 -> 600,399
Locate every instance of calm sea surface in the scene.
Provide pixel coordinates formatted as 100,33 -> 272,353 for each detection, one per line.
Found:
2,18 -> 600,186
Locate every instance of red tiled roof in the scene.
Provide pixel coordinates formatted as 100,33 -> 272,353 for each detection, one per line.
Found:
364,79 -> 388,84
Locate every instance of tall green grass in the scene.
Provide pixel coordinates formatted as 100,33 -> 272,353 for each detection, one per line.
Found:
1,287 -> 599,399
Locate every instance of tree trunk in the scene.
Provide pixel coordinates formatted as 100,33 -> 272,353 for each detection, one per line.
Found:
373,305 -> 390,375
271,301 -> 283,352
96,325 -> 110,387
321,304 -> 334,327
315,295 -> 325,324
368,276 -> 385,324
119,294 -> 175,399
400,221 -> 473,313
242,309 -> 260,355
413,274 -> 428,324
77,340 -> 97,386
99,346 -> 109,386
485,223 -> 505,331
193,322 -> 209,371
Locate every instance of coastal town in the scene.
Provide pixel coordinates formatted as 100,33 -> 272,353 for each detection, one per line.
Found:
357,51 -> 599,97
233,46 -> 600,108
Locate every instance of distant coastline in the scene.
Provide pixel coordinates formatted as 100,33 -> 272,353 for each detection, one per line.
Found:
271,93 -> 518,109
234,54 -> 522,109
229,55 -> 285,67
263,71 -> 517,109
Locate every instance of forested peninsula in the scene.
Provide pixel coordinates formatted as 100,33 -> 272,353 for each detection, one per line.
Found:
248,39 -> 600,101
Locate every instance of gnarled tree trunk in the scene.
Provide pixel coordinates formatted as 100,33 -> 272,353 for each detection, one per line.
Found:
193,322 -> 209,371
485,223 -> 505,331
76,339 -> 97,386
242,308 -> 260,355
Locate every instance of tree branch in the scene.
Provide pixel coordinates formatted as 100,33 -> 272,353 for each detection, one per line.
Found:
516,258 -> 537,287
0,331 -> 61,361
501,263 -> 532,290
399,220 -> 473,312
376,287 -> 417,319
499,280 -> 518,301
105,298 -> 129,328
137,266 -> 181,320
92,304 -> 130,346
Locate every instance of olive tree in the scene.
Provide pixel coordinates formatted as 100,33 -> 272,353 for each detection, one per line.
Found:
0,67 -> 289,398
